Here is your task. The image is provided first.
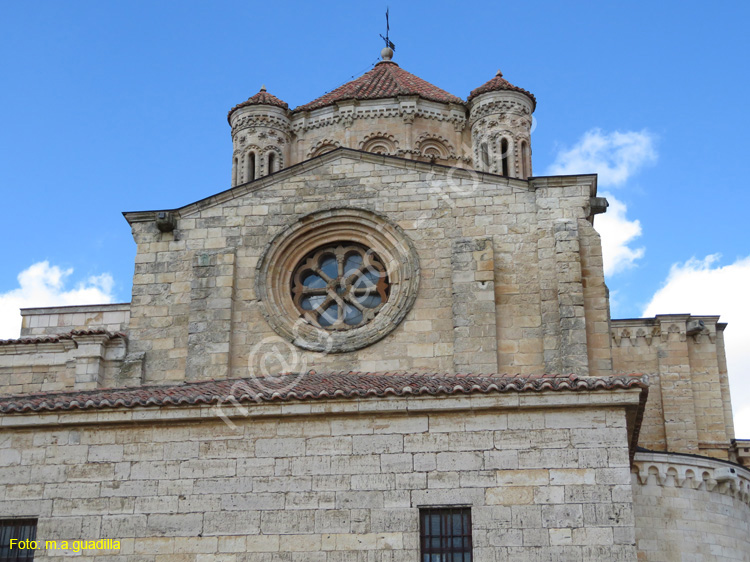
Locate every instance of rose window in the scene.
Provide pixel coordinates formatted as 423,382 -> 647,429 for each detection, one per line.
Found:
291,243 -> 390,330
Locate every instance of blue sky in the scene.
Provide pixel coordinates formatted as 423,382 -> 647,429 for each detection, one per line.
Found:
1,1 -> 749,433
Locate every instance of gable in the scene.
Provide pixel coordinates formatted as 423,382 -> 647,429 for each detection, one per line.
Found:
123,148 -> 533,224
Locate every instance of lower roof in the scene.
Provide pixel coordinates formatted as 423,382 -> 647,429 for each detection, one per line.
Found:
0,371 -> 647,413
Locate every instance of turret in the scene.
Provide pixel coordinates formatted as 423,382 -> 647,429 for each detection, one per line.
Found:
227,86 -> 291,186
468,71 -> 536,179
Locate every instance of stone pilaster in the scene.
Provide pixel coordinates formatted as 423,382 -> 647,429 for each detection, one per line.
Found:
554,219 -> 588,376
687,316 -> 729,458
451,237 -> 498,373
717,323 -> 735,442
655,315 -> 700,454
537,225 -> 562,374
71,333 -> 110,390
186,249 -> 236,382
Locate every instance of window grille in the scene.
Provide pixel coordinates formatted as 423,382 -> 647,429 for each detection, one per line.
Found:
419,507 -> 472,562
0,519 -> 37,562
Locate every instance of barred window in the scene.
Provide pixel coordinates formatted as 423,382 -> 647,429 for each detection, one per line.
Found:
420,507 -> 472,562
0,519 -> 37,562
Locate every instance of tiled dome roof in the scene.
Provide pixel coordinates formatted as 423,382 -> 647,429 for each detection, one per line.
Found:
294,61 -> 464,112
227,86 -> 289,122
468,70 -> 536,106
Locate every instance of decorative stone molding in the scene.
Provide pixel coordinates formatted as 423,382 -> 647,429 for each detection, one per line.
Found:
633,450 -> 750,505
359,132 -> 399,155
612,326 -> 660,347
611,316 -> 717,347
307,139 -> 341,159
291,103 -> 466,134
231,114 -> 291,135
468,99 -> 532,127
415,134 -> 453,160
256,208 -> 420,353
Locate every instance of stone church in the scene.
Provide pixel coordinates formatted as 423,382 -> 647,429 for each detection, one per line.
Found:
0,46 -> 748,561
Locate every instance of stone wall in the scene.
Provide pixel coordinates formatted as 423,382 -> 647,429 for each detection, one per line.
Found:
0,388 -> 642,561
123,150 -> 608,385
0,332 -> 128,395
20,304 -> 131,337
632,451 -> 750,561
611,315 -> 734,459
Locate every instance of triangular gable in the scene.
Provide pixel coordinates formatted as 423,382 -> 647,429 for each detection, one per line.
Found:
122,148 -> 538,224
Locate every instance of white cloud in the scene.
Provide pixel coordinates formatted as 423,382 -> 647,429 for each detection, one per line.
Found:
596,192 -> 645,276
547,128 -> 657,186
547,128 -> 656,276
643,254 -> 750,438
0,261 -> 115,340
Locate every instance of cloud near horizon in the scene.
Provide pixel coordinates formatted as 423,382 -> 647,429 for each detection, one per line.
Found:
0,261 -> 116,340
643,254 -> 750,439
546,128 -> 656,276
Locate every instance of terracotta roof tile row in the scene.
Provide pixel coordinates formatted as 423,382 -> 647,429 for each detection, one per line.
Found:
0,329 -> 123,346
468,70 -> 536,105
294,62 -> 464,112
227,64 -> 536,119
0,371 -> 647,413
227,87 -> 289,122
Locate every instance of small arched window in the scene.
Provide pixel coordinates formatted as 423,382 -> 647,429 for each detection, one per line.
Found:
268,152 -> 276,174
500,138 -> 510,176
247,152 -> 256,181
480,143 -> 489,170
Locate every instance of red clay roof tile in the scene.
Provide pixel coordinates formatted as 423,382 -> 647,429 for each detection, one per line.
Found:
227,87 -> 289,122
294,62 -> 464,112
0,329 -> 123,346
468,70 -> 536,105
0,371 -> 647,413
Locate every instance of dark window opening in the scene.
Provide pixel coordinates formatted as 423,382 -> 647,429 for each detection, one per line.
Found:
500,138 -> 509,176
268,152 -> 276,174
420,507 -> 472,562
247,152 -> 256,181
0,519 -> 37,562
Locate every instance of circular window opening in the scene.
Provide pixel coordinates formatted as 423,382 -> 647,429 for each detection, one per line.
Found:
291,243 -> 390,330
256,208 -> 420,353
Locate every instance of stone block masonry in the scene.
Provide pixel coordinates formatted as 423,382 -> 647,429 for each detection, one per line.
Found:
121,151 -> 606,384
0,389 -> 642,561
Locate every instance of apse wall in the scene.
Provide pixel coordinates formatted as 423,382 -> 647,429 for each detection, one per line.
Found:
632,451 -> 750,560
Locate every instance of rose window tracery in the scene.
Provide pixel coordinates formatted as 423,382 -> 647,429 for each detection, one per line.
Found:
291,243 -> 390,330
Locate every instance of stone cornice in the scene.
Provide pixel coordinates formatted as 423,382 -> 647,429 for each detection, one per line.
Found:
633,450 -> 750,505
290,97 -> 467,133
529,174 -> 598,198
0,339 -> 77,355
0,386 -> 644,430
468,95 -> 534,126
20,303 -> 131,316
611,315 -> 722,347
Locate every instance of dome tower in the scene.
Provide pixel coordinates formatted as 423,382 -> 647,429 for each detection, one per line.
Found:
468,71 -> 536,179
227,86 -> 291,186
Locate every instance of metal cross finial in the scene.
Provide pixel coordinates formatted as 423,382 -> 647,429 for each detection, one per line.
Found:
379,7 -> 395,51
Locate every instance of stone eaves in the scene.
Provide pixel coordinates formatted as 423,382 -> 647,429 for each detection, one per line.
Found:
0,329 -> 124,348
0,371 -> 648,414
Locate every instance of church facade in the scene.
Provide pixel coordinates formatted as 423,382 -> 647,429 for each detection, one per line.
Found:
0,47 -> 748,561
